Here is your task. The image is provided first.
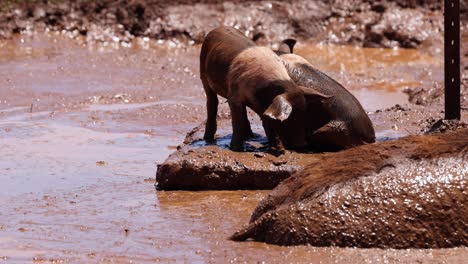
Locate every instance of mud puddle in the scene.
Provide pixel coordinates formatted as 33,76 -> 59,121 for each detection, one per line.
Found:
1,33 -> 463,262
295,42 -> 443,111
0,113 -> 177,197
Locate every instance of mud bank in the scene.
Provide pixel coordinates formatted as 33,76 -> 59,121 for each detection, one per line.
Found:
156,119 -> 318,190
231,128 -> 468,248
0,0 -> 454,48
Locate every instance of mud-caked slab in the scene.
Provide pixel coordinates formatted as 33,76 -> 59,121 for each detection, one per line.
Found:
231,128 -> 468,248
156,119 -> 319,190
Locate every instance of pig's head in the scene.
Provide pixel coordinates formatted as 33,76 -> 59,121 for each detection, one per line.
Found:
262,81 -> 331,150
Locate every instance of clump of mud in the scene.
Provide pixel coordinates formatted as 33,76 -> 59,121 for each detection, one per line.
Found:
402,73 -> 468,130
326,0 -> 444,48
0,0 -> 452,48
230,128 -> 468,248
403,76 -> 468,109
423,118 -> 468,134
156,119 -> 320,190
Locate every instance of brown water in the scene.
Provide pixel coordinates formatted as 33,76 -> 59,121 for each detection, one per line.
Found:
295,42 -> 443,111
1,33 -> 465,263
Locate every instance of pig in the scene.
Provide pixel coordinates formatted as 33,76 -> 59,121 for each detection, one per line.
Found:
200,26 -> 331,152
275,39 -> 376,151
230,128 -> 468,247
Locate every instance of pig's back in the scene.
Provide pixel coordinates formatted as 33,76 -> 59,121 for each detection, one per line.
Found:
200,27 -> 255,97
282,54 -> 375,143
230,47 -> 291,88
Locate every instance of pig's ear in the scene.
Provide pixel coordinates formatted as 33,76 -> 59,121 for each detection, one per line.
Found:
300,86 -> 332,100
263,94 -> 293,122
283,38 -> 297,53
277,39 -> 297,54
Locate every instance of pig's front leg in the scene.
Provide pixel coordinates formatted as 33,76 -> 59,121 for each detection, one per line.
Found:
262,118 -> 285,155
229,100 -> 248,151
308,120 -> 351,151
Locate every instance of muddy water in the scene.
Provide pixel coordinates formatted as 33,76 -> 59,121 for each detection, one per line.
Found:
1,34 -> 465,262
295,42 -> 443,111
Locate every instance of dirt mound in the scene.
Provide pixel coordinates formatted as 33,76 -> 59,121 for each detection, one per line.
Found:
404,76 -> 468,109
0,0 -> 445,48
155,119 -> 320,190
231,128 -> 468,248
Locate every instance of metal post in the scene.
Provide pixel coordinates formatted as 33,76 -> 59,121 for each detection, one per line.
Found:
444,0 -> 461,120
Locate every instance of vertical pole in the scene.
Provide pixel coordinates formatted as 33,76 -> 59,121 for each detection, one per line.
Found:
444,0 -> 461,120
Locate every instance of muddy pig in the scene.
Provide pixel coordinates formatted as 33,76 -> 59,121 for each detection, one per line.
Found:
230,128 -> 468,247
200,26 -> 331,152
275,39 -> 376,151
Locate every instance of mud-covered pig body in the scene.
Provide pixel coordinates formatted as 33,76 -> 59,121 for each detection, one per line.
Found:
277,41 -> 375,151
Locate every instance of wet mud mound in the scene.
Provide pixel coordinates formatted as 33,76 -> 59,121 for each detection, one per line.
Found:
404,76 -> 468,109
231,128 -> 468,248
156,118 -> 321,190
0,0 -> 448,48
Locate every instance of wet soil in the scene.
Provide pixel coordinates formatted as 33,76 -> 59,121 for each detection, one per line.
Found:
231,129 -> 468,248
0,0 -> 457,49
0,30 -> 467,262
156,119 -> 313,190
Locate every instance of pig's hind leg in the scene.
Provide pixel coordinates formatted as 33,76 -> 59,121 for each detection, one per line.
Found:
202,79 -> 218,143
308,120 -> 352,151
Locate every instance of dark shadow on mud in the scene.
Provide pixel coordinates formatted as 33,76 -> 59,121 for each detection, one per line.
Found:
190,133 -> 269,153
